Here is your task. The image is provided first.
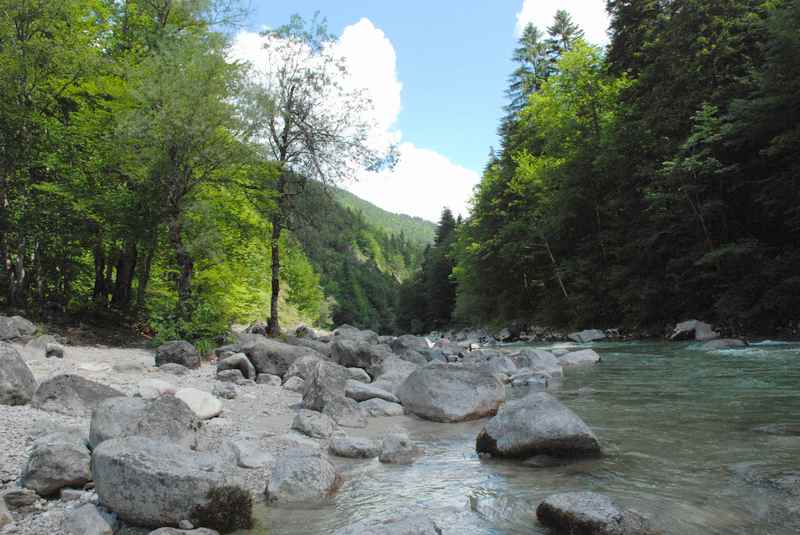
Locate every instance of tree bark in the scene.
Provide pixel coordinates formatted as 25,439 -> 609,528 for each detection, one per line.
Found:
168,214 -> 194,322
112,240 -> 138,309
267,217 -> 282,337
137,240 -> 156,310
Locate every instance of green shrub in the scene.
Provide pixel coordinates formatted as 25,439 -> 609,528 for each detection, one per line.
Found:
191,485 -> 254,533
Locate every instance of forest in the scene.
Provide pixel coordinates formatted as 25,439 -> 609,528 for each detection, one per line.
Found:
2,0 -> 799,343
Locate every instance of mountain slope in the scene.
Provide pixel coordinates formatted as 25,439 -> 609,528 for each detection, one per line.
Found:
332,187 -> 437,246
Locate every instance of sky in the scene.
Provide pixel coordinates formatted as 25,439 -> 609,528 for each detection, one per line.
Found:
238,1 -> 610,222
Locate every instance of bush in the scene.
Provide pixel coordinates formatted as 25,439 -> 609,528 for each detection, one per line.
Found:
191,485 -> 254,533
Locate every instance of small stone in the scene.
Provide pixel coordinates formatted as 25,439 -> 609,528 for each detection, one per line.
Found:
60,488 -> 84,502
2,489 -> 39,511
175,388 -> 223,419
291,410 -> 336,439
212,383 -> 236,400
45,343 -> 65,359
329,435 -> 380,459
215,369 -> 244,384
379,433 -> 423,464
137,379 -> 175,400
178,520 -> 194,530
0,499 -> 11,529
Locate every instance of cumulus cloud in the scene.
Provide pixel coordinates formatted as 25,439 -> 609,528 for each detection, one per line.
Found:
515,0 -> 610,45
230,18 -> 479,222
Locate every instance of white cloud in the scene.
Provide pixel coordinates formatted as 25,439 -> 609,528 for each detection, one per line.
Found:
515,0 -> 610,45
231,19 -> 480,222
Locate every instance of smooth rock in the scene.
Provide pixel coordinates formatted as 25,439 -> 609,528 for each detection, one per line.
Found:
89,395 -> 200,449
333,325 -> 379,345
285,354 -> 325,381
155,341 -> 201,369
216,353 -> 256,380
671,320 -> 719,342
265,439 -> 340,502
20,431 -> 91,496
331,339 -> 390,374
137,379 -> 175,400
158,363 -> 189,376
476,392 -> 601,459
63,504 -> 116,535
175,388 -> 222,419
212,383 -> 236,400
291,410 -> 336,439
379,433 -> 423,464
333,511 -> 442,535
32,374 -> 123,416
227,437 -> 274,469
238,335 -> 324,377
359,398 -> 405,417
397,363 -> 505,423
322,396 -> 368,428
92,437 -> 229,528
283,376 -> 305,393
568,329 -> 607,343
371,356 -> 418,394
60,488 -> 84,502
303,360 -> 348,411
0,316 -> 36,340
45,342 -> 65,359
559,349 -> 601,368
536,492 -> 656,535
509,348 -> 563,377
329,435 -> 380,459
701,339 -> 747,350
0,342 -> 36,406
345,380 -> 400,403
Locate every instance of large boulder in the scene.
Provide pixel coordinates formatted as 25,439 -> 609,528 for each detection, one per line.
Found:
291,409 -> 336,439
331,339 -> 391,375
322,396 -> 368,428
670,320 -> 719,342
175,388 -> 222,420
92,437 -> 229,528
302,360 -> 349,411
568,329 -> 607,343
476,392 -> 601,459
89,396 -> 200,449
216,353 -> 256,380
0,342 -> 36,406
508,348 -> 563,377
155,341 -> 201,369
333,511 -> 442,535
63,504 -> 117,535
345,380 -> 400,403
265,436 -> 341,502
333,325 -> 379,345
536,492 -> 657,535
360,398 -> 405,417
285,335 -> 332,357
20,431 -> 91,496
371,356 -> 419,394
32,375 -> 123,416
397,363 -> 505,423
239,336 -> 324,378
390,335 -> 431,354
0,316 -> 36,341
559,349 -> 601,368
285,354 -> 325,381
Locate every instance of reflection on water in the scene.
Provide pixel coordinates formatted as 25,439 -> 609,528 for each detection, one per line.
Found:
250,341 -> 800,534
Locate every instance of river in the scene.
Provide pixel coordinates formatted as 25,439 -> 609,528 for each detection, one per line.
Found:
250,340 -> 800,534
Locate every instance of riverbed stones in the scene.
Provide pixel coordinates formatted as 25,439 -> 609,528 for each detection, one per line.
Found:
323,396 -> 368,428
239,336 -> 325,378
476,392 -> 601,459
670,320 -> 719,342
32,374 -> 124,416
285,354 -> 325,380
329,435 -> 380,459
379,433 -> 423,464
45,342 -> 65,359
63,504 -> 117,535
265,438 -> 341,502
345,380 -> 400,403
89,395 -> 200,449
331,339 -> 391,374
175,388 -> 222,419
283,376 -> 305,393
0,342 -> 36,406
333,511 -> 442,535
212,382 -> 236,399
303,360 -> 348,411
20,431 -> 91,496
291,409 -> 336,439
568,329 -> 607,343
216,353 -> 256,380
256,373 -> 282,387
92,437 -> 229,528
536,492 -> 655,535
509,348 -> 563,377
397,363 -> 505,423
360,398 -> 405,417
333,325 -> 379,345
158,363 -> 189,376
2,488 -> 39,511
371,356 -> 419,394
215,369 -> 244,383
701,338 -> 747,350
347,367 -> 371,383
559,349 -> 602,368
155,341 -> 201,369
137,378 -> 176,400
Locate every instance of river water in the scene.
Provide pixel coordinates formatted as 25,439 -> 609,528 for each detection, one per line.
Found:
250,340 -> 800,534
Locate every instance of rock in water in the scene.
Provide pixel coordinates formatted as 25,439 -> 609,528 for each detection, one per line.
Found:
701,339 -> 747,350
329,435 -> 380,459
89,396 -> 200,449
291,410 -> 336,439
175,388 -> 222,420
63,504 -> 117,535
32,374 -> 124,416
92,437 -> 229,528
670,320 -> 718,342
302,360 -> 348,411
536,492 -> 657,535
379,433 -> 423,464
476,392 -> 601,459
0,342 -> 36,406
333,511 -> 442,535
508,348 -> 563,377
45,342 -> 65,359
155,341 -> 201,369
20,431 -> 91,496
265,437 -> 341,502
559,349 -> 601,368
322,396 -> 368,428
397,363 -> 505,422
568,330 -> 607,343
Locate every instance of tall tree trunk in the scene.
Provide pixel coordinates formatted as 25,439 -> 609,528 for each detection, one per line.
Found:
267,217 -> 282,337
112,240 -> 138,309
168,214 -> 193,323
136,240 -> 156,310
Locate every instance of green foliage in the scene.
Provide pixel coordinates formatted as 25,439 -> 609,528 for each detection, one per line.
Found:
191,486 -> 254,534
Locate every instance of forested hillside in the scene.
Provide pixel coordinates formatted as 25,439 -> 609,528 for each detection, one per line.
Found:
446,1 -> 800,335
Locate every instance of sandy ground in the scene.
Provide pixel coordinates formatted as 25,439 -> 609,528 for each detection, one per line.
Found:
0,340 -> 412,534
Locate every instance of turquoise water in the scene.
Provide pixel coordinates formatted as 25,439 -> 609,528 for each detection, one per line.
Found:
254,340 -> 800,534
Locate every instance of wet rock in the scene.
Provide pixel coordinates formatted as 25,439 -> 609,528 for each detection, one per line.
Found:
333,511 -> 442,535
92,437 -> 229,528
90,395 -> 200,449
20,431 -> 91,496
559,349 -> 601,368
359,398 -> 405,417
283,376 -> 305,393
32,374 -> 124,416
64,503 -> 117,535
701,338 -> 747,350
379,433 -> 423,464
347,367 -> 372,383
322,396 -> 368,428
397,363 -> 505,423
285,354 -> 325,381
265,437 -> 341,502
291,409 -> 336,439
216,353 -> 256,380
175,388 -> 222,420
137,378 -> 176,400
0,342 -> 36,406
155,341 -> 201,369
568,330 -> 607,343
158,363 -> 189,376
670,320 -> 718,342
345,380 -> 400,403
212,382 -> 236,400
476,392 -> 601,459
536,492 -> 656,535
239,335 -> 325,377
302,360 -> 349,411
45,342 -> 65,359
510,370 -> 549,389
329,435 -> 380,459
256,373 -> 282,386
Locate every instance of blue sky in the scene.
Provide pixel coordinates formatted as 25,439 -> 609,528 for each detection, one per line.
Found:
238,1 -> 610,221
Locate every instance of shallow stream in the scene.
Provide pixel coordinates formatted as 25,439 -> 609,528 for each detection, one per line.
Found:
252,340 -> 800,534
